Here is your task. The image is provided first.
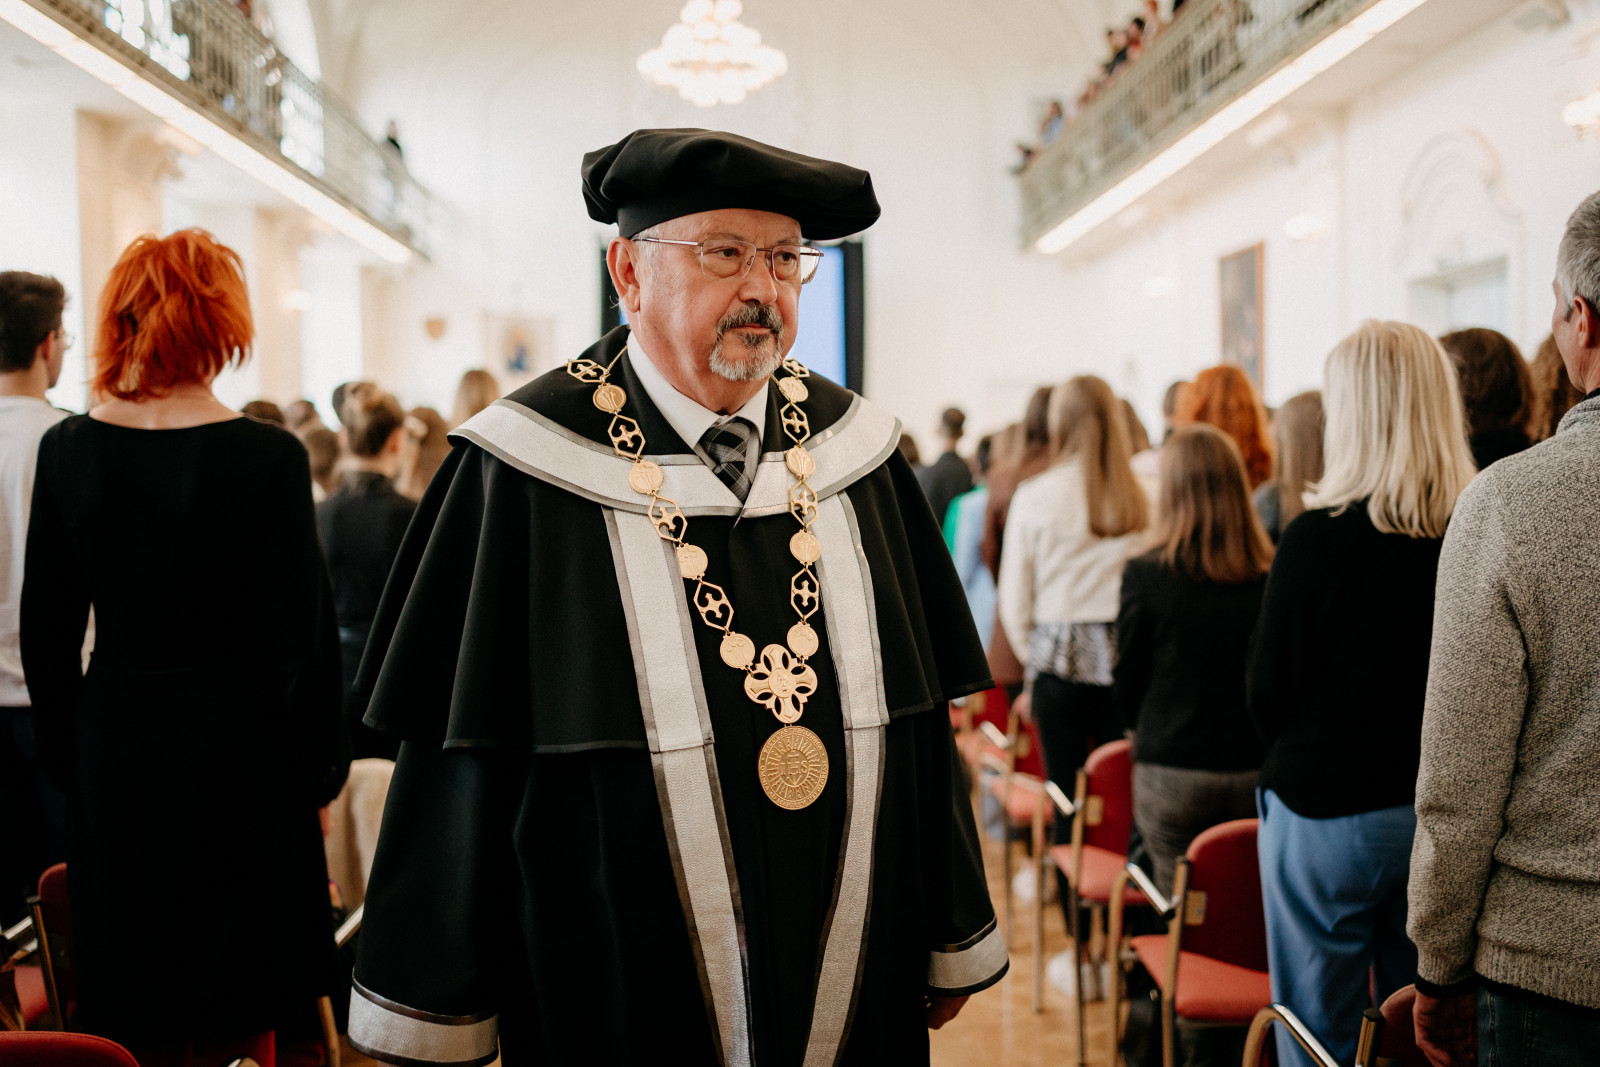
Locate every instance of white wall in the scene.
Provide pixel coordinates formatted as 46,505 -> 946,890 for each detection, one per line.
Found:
0,96 -> 86,411
1019,6 -> 1600,434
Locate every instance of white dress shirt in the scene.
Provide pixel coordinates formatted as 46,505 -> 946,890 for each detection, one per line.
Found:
0,396 -> 70,706
628,333 -> 767,487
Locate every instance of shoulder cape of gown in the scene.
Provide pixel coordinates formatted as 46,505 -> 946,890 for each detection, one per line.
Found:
348,326 -> 1005,1067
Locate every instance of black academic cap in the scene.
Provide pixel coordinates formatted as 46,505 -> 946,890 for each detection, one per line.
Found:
582,128 -> 881,241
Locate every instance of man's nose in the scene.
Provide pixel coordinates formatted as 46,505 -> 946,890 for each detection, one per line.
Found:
737,253 -> 780,303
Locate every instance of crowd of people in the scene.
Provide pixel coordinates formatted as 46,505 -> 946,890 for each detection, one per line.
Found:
0,230 -> 505,1065
2,170 -> 1600,1065
1016,0 -> 1170,171
909,192 -> 1600,1065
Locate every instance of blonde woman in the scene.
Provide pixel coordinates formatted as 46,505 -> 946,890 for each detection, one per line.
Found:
1252,390 -> 1324,542
451,368 -> 502,427
1247,321 -> 1476,1067
997,375 -> 1148,987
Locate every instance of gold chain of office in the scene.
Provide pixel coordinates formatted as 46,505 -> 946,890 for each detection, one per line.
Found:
564,352 -> 830,810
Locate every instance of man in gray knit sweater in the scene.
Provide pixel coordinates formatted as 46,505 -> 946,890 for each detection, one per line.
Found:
1409,191 -> 1600,1065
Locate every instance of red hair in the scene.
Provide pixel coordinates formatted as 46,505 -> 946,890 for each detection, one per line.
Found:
1174,364 -> 1273,489
92,229 -> 253,400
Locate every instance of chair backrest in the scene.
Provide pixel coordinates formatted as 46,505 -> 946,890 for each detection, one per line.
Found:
1176,818 -> 1267,973
1080,739 -> 1134,855
32,864 -> 73,1010
1377,985 -> 1430,1067
0,1031 -> 140,1066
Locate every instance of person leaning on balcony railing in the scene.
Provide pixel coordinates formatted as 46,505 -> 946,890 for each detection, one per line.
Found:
1408,188 -> 1600,1067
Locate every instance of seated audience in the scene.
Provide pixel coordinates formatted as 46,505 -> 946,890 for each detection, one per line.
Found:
0,271 -> 70,925
1247,320 -> 1476,1067
1174,364 -> 1273,489
916,405 -> 974,528
397,405 -> 450,500
20,229 -> 347,1060
451,367 -> 502,427
1527,332 -> 1584,441
1410,192 -> 1600,1065
1252,390 -> 1323,542
1438,327 -> 1531,469
1116,424 -> 1271,892
317,383 -> 417,761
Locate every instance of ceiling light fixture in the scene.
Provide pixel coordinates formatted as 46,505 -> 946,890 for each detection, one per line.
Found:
0,0 -> 412,264
638,0 -> 787,108
1035,0 -> 1432,255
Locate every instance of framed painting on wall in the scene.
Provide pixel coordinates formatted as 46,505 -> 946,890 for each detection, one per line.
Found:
1219,242 -> 1264,389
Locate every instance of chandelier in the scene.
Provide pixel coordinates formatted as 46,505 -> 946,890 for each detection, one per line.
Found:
637,0 -> 788,108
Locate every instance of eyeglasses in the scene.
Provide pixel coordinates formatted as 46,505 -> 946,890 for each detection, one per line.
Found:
54,328 -> 74,351
633,237 -> 825,285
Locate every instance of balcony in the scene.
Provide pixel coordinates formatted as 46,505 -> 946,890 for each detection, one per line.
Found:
6,0 -> 434,261
1020,0 -> 1425,253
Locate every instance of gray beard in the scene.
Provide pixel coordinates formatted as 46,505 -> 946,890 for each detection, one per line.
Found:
708,304 -> 786,382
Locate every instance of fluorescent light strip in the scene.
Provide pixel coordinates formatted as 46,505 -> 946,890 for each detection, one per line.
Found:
1034,0 -> 1431,255
0,0 -> 413,264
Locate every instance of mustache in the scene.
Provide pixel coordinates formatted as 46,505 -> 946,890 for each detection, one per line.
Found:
714,303 -> 785,344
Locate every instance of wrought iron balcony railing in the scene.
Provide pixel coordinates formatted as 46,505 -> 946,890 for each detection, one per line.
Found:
1019,0 -> 1377,249
29,0 -> 434,259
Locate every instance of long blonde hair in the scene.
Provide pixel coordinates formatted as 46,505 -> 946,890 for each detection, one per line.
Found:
1270,390 -> 1324,528
1048,375 -> 1148,538
1151,425 -> 1274,582
452,368 -> 502,427
1308,320 -> 1476,539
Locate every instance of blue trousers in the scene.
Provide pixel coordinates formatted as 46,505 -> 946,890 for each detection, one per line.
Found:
1257,789 -> 1417,1067
1482,985 -> 1600,1066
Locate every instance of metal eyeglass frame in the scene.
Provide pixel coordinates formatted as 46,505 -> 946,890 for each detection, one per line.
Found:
632,237 -> 825,285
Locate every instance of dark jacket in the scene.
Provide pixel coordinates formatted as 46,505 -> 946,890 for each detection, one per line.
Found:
1114,552 -> 1266,772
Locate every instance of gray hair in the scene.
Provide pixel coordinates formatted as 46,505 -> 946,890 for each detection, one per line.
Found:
1556,190 -> 1600,308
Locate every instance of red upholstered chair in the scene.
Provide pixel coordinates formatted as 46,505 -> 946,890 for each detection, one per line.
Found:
28,863 -> 73,1031
0,1031 -> 141,1065
981,699 -> 1055,950
1036,739 -> 1147,1064
1109,818 -> 1270,1067
1375,985 -> 1430,1067
1241,1002 -> 1385,1066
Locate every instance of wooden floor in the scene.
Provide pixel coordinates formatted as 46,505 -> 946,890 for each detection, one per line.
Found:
930,828 -> 1112,1067
343,810 -> 1108,1066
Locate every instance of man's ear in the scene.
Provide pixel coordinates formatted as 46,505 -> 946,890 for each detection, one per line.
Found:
607,239 -> 644,317
1579,296 -> 1600,351
32,333 -> 53,369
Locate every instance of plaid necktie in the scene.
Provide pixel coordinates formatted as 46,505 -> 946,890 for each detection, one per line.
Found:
699,417 -> 756,502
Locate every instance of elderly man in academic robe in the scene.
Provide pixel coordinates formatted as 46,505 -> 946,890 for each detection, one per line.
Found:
347,129 -> 1006,1067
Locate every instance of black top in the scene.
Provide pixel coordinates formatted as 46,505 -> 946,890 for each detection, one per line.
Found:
20,415 -> 346,1041
1246,504 -> 1444,818
317,471 -> 416,760
1114,552 -> 1266,772
317,471 -> 417,630
350,327 -> 1000,1064
1469,428 -> 1532,472
916,451 -> 973,530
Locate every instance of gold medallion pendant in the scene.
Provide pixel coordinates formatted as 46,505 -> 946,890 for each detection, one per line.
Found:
757,725 -> 829,810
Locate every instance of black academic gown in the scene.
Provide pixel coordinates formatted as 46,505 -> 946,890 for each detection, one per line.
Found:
348,327 -> 1005,1067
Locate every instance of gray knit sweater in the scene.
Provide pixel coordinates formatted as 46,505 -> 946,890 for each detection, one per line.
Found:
1409,395 -> 1600,1009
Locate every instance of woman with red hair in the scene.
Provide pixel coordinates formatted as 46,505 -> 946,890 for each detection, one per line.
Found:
1173,364 -> 1274,489
20,229 -> 347,1062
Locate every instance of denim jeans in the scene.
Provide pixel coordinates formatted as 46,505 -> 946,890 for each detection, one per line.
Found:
1481,985 -> 1600,1066
1257,789 -> 1418,1067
